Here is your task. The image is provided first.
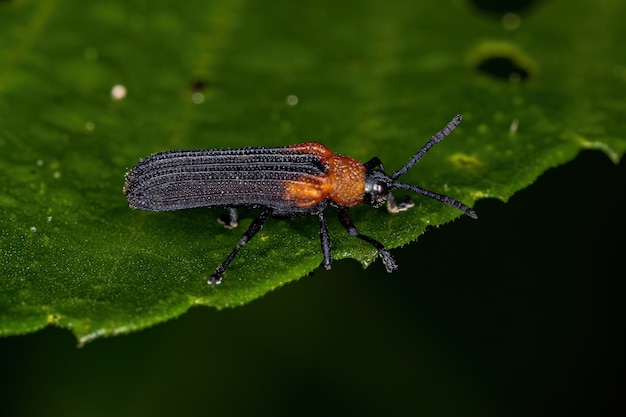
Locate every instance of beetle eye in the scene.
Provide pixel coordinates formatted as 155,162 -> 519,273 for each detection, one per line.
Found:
364,173 -> 391,208
372,182 -> 386,195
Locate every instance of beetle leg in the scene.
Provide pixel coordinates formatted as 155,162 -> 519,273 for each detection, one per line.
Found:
386,194 -> 415,214
338,210 -> 398,273
218,208 -> 239,229
318,211 -> 332,270
364,156 -> 384,172
209,209 -> 270,284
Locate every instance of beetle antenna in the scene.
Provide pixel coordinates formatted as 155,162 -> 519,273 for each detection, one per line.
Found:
391,114 -> 463,181
392,182 -> 478,219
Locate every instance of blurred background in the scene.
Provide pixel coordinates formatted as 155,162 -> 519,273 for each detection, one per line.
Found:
1,0 -> 625,415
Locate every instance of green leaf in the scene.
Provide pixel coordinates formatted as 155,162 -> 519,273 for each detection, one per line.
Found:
1,0 -> 625,343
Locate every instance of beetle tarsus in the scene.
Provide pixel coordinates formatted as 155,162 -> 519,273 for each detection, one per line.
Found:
218,208 -> 239,229
378,249 -> 398,273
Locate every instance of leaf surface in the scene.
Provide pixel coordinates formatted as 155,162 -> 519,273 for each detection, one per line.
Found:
1,0 -> 625,342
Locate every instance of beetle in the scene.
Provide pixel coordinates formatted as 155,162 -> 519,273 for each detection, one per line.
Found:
123,114 -> 477,284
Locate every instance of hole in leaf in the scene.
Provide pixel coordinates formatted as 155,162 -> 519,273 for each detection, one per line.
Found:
190,79 -> 210,91
476,56 -> 530,82
470,0 -> 539,15
469,42 -> 536,83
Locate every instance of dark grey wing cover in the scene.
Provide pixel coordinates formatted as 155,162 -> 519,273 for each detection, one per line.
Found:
123,147 -> 327,212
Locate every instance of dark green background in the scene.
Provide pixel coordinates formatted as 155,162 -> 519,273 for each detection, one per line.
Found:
2,152 -> 624,415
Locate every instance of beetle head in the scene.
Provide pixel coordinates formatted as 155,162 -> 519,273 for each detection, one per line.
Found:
363,170 -> 393,209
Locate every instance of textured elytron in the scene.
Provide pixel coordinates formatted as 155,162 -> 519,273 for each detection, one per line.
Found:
124,145 -> 335,215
